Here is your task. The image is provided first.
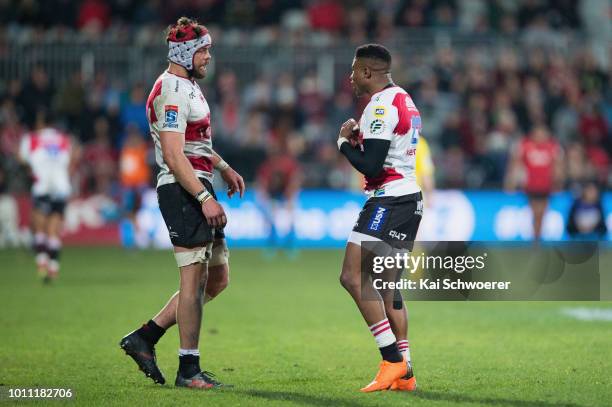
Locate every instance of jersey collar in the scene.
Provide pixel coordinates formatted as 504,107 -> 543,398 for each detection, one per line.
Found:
370,83 -> 396,100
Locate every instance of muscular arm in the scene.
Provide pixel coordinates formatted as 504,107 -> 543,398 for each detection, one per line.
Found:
210,149 -> 223,168
340,139 -> 391,178
160,131 -> 206,196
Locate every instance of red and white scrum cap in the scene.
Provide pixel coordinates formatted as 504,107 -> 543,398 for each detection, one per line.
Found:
167,24 -> 211,71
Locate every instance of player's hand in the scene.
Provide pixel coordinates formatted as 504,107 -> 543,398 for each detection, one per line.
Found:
220,167 -> 245,198
201,198 -> 227,228
339,118 -> 359,141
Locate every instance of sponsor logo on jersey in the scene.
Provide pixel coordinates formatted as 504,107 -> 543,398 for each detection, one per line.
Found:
163,105 -> 179,128
373,188 -> 385,197
370,119 -> 385,135
44,144 -> 61,156
410,115 -> 422,129
368,206 -> 387,231
374,106 -> 386,117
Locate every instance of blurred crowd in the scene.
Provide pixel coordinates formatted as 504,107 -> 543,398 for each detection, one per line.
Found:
0,0 -> 610,202
0,0 -> 606,42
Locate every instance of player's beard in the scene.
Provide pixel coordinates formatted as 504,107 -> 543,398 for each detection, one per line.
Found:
192,64 -> 206,80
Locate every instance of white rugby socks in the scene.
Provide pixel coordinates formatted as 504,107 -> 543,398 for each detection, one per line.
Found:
369,318 -> 396,348
397,339 -> 411,361
178,348 -> 200,357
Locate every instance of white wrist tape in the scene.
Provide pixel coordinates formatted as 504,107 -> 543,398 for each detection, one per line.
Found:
215,159 -> 230,171
337,137 -> 349,151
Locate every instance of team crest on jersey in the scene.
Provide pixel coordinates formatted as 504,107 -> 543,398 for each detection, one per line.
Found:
374,106 -> 386,117
370,119 -> 385,135
164,105 -> 179,128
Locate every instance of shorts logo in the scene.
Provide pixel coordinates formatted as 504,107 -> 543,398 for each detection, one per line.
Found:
370,119 -> 385,135
163,105 -> 179,129
415,200 -> 424,216
368,206 -> 387,231
374,106 -> 386,117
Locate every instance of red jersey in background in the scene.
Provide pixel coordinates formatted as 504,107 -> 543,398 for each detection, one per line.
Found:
257,155 -> 300,199
519,137 -> 560,194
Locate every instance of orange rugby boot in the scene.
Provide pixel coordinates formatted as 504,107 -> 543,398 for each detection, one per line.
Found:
390,361 -> 417,391
360,359 -> 408,392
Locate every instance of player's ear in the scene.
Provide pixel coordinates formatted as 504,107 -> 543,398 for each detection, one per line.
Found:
363,66 -> 372,79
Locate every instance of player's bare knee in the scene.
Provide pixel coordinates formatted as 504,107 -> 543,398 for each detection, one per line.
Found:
340,268 -> 360,294
204,241 -> 230,298
206,264 -> 229,299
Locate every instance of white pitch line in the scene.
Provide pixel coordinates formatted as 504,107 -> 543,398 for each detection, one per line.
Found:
562,307 -> 612,321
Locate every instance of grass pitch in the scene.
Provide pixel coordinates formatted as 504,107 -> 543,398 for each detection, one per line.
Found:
1,247 -> 611,406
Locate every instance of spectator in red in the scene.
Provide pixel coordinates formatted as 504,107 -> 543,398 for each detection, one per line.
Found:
307,0 -> 344,32
82,117 -> 117,196
77,0 -> 111,31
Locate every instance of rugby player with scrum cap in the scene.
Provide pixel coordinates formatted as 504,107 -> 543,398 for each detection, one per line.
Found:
119,17 -> 245,390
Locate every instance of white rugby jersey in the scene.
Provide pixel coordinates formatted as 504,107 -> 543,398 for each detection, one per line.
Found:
358,85 -> 422,197
147,71 -> 213,188
19,127 -> 71,198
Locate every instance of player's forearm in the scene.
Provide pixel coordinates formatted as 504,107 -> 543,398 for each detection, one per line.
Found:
339,139 -> 389,178
166,152 -> 207,197
211,149 -> 230,171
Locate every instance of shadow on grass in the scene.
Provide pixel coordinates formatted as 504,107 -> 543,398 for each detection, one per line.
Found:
413,390 -> 583,407
238,390 -> 372,407
240,389 -> 584,407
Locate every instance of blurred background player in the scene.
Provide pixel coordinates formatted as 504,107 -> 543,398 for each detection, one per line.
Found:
415,135 -> 435,242
18,109 -> 76,282
415,136 -> 435,204
0,163 -> 20,248
338,44 -> 422,393
119,17 -> 245,390
255,138 -> 302,258
567,181 -> 607,240
505,125 -> 564,241
118,123 -> 151,248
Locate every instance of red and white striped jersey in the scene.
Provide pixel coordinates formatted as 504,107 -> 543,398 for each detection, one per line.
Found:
147,70 -> 213,188
359,86 -> 422,197
19,127 -> 71,198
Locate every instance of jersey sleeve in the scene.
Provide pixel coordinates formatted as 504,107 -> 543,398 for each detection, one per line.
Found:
360,100 -> 399,141
153,80 -> 190,134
